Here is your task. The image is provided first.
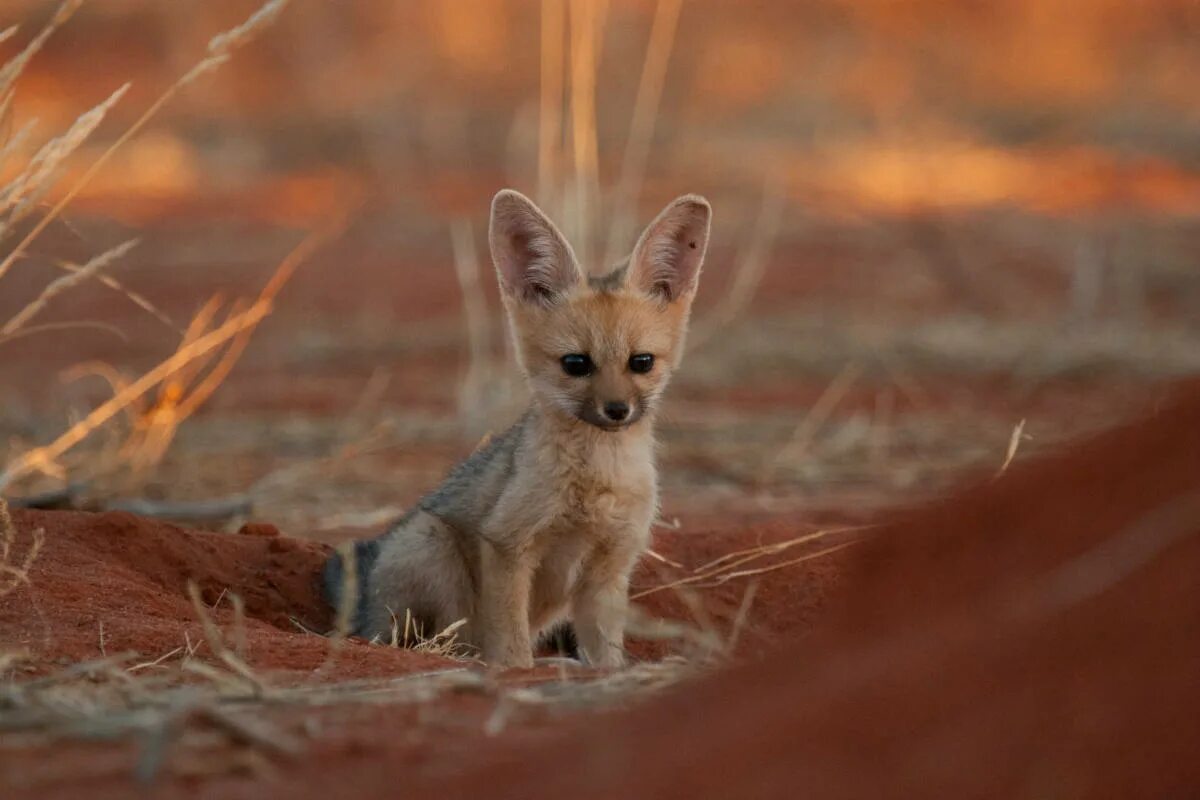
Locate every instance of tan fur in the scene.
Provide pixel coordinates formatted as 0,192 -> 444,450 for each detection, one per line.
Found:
333,190 -> 711,669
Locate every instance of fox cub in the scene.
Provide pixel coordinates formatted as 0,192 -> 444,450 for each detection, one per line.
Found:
323,189 -> 711,669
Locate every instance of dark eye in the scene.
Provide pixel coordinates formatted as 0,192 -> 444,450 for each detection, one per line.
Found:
629,353 -> 655,374
561,353 -> 594,377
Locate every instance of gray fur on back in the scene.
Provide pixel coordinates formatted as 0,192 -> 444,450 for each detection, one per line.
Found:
411,410 -> 530,534
320,411 -> 532,632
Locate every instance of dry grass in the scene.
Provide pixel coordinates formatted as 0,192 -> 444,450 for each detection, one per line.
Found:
0,497 -> 44,598
602,0 -> 683,264
0,0 -> 291,285
0,0 -> 302,497
0,224 -> 326,491
450,0 -> 787,442
0,238 -> 138,338
0,1 -> 309,642
632,525 -> 868,600
383,612 -> 476,660
0,638 -> 706,781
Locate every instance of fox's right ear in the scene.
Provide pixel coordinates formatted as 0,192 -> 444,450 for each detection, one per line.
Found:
489,190 -> 582,305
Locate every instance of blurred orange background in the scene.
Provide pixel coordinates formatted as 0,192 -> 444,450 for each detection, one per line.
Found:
2,0 -> 1198,523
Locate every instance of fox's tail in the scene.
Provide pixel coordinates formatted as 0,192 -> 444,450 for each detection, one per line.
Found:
321,537 -> 380,636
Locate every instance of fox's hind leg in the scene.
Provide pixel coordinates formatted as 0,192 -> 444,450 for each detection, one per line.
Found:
363,511 -> 476,647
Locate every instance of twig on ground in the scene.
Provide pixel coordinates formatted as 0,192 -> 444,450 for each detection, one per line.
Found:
633,526 -> 868,600
105,495 -> 253,523
995,418 -> 1028,478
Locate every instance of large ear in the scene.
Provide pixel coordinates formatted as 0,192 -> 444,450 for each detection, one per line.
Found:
489,189 -> 583,305
627,194 -> 711,303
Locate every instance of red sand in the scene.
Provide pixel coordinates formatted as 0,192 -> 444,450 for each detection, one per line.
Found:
1,508 -> 842,676
433,382 -> 1200,799
3,382 -> 1199,798
0,509 -> 450,680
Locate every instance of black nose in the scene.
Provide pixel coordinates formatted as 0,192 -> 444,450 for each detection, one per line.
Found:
603,401 -> 630,422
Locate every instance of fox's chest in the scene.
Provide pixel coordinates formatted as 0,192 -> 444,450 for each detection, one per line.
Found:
522,434 -> 658,549
533,473 -> 655,560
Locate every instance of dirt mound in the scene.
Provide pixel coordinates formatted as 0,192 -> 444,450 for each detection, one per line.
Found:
1,497 -> 847,798
428,381 -> 1200,799
2,506 -> 843,678
1,510 -> 446,679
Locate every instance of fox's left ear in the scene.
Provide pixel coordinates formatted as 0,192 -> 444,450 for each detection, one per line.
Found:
628,194 -> 711,303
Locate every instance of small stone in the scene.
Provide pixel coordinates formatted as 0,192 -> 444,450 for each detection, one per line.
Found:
237,521 -> 281,538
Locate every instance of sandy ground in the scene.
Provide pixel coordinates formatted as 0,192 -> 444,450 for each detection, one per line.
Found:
2,381 -> 1198,798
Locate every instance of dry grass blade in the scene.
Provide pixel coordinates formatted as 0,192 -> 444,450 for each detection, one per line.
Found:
765,361 -> 864,478
687,177 -> 785,353
0,0 -> 82,99
0,649 -> 30,674
690,525 -> 865,575
451,218 -> 496,429
186,580 -> 227,658
695,541 -> 861,587
119,298 -> 263,478
603,0 -> 683,263
537,0 -> 565,209
410,618 -> 475,660
185,580 -> 267,696
206,0 -> 290,56
58,360 -> 136,424
46,254 -> 178,333
724,580 -> 759,654
171,301 -> 253,418
643,547 -> 684,570
194,705 -> 303,758
0,497 -> 44,597
0,319 -> 127,347
0,300 -> 267,490
1,238 -> 138,335
0,119 -> 36,172
0,84 -> 130,244
127,647 -> 185,673
163,294 -> 225,392
0,497 -> 12,564
996,418 -> 1028,477
251,417 -> 396,501
0,0 -> 292,285
0,208 -> 349,491
566,0 -> 608,262
624,604 -> 724,656
230,592 -> 248,658
633,526 -> 868,600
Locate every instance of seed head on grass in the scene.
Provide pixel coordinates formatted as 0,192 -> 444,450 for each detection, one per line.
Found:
0,84 -> 130,242
0,239 -> 138,337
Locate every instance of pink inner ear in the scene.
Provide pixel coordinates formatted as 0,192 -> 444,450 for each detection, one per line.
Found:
490,192 -> 581,303
634,200 -> 710,301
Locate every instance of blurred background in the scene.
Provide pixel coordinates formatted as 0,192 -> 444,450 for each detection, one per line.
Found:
2,0 -> 1199,533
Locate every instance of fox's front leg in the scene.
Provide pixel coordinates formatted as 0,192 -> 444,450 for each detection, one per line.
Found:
572,541 -> 641,668
479,539 -> 535,669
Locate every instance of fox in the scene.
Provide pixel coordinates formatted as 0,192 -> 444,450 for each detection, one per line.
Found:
322,189 -> 711,669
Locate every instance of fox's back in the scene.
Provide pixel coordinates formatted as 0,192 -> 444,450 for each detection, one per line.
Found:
417,412 -> 530,533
